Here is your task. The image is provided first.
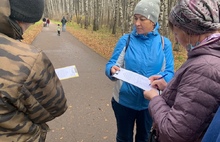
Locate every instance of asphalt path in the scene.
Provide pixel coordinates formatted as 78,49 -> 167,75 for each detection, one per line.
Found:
31,23 -> 116,142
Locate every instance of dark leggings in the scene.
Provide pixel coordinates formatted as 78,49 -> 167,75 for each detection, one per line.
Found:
111,98 -> 152,142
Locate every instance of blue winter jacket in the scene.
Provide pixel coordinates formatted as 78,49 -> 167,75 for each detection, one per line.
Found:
105,23 -> 174,110
202,106 -> 220,142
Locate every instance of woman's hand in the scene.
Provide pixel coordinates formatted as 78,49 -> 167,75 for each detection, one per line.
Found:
110,66 -> 120,75
143,89 -> 159,100
149,75 -> 167,91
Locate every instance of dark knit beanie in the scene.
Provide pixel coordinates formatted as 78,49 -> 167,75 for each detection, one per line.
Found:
9,0 -> 44,23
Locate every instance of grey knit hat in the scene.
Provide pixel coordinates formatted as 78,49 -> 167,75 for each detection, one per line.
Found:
9,0 -> 44,23
134,0 -> 161,24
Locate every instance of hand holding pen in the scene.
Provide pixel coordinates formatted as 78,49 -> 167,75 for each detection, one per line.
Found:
156,74 -> 168,80
149,74 -> 168,91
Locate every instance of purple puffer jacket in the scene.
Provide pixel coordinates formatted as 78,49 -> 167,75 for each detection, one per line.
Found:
149,34 -> 220,142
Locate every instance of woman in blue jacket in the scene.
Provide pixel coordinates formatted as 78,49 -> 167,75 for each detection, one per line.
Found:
105,0 -> 174,141
202,107 -> 220,142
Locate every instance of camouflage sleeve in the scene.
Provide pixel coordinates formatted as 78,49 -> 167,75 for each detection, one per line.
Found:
20,51 -> 67,123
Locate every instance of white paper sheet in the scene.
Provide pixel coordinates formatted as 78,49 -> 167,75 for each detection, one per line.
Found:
112,68 -> 152,91
55,65 -> 79,80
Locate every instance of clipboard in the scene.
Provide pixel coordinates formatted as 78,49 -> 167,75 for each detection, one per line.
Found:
55,65 -> 79,80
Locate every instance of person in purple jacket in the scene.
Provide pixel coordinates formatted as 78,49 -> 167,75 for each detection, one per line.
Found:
143,0 -> 220,142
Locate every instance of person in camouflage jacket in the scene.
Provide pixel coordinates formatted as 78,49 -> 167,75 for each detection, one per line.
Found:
0,0 -> 67,141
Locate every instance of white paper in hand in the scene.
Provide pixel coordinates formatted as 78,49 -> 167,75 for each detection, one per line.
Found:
55,65 -> 79,80
112,68 -> 152,91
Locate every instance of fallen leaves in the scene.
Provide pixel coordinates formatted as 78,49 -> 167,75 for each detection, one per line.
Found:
23,22 -> 43,44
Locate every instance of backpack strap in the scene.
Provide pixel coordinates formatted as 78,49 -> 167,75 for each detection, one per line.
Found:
126,35 -> 163,51
161,36 -> 166,72
125,34 -> 131,52
161,36 -> 164,50
117,34 -> 130,68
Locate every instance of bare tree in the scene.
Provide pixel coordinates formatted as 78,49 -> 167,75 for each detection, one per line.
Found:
108,0 -> 116,30
44,0 -> 178,37
127,0 -> 136,33
119,0 -> 125,34
112,0 -> 119,34
93,0 -> 99,31
84,0 -> 89,29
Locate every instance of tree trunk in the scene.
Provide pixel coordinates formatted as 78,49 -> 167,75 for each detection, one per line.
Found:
44,0 -> 177,37
93,0 -> 99,31
112,0 -> 119,34
84,0 -> 89,29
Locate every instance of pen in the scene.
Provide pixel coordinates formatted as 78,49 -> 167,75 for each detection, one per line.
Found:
157,73 -> 168,80
149,74 -> 168,86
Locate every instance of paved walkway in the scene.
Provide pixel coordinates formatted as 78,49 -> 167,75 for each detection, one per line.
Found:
31,23 -> 116,142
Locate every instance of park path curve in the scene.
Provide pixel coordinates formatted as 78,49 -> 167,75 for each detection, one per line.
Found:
31,22 -> 116,142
